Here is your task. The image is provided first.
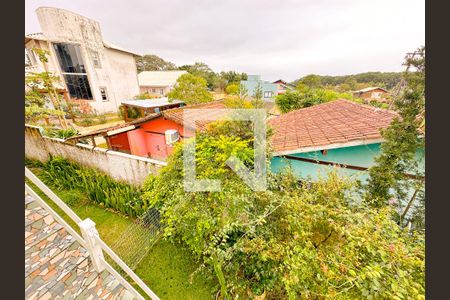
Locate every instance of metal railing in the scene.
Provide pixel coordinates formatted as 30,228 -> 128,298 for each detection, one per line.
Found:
25,167 -> 160,300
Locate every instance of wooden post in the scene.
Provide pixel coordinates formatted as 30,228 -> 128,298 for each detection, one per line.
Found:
91,136 -> 97,147
105,135 -> 112,149
78,218 -> 105,272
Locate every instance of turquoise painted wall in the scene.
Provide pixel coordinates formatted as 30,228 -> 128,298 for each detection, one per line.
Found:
241,75 -> 278,100
270,143 -> 425,182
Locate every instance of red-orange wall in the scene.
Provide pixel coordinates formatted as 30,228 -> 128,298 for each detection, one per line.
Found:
110,116 -> 195,160
109,132 -> 130,152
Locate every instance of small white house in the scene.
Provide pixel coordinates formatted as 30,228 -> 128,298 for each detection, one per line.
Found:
25,7 -> 141,114
138,71 -> 187,97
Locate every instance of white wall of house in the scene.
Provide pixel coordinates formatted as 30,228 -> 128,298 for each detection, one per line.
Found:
26,7 -> 140,114
139,86 -> 171,96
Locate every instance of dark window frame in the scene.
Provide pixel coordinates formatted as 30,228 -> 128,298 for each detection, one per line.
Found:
91,50 -> 102,68
99,87 -> 108,101
53,43 -> 93,100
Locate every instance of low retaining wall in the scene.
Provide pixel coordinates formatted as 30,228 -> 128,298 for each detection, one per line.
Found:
25,125 -> 167,186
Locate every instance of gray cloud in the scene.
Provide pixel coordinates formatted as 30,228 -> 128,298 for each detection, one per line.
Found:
26,0 -> 424,81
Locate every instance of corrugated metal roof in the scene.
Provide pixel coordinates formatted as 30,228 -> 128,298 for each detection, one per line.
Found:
121,98 -> 184,108
138,71 -> 187,87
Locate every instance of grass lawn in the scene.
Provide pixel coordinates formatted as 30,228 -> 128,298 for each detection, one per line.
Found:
26,168 -> 216,299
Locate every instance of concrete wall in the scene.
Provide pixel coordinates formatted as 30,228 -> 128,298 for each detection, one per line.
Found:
139,86 -> 171,96
102,48 -> 140,110
28,7 -> 140,114
25,125 -> 166,186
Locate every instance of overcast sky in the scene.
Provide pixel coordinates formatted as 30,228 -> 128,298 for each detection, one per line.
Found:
25,0 -> 424,82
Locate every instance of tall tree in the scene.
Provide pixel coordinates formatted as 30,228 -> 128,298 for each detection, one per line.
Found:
253,82 -> 263,100
178,62 -> 217,89
25,48 -> 67,128
364,46 -> 425,229
219,71 -> 247,84
297,74 -> 322,88
168,73 -> 213,104
136,54 -> 177,72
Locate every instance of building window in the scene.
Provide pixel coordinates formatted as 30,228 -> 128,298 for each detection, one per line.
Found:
91,51 -> 101,68
160,88 -> 164,95
25,48 -> 37,66
63,74 -> 93,99
152,88 -> 156,93
99,87 -> 108,101
264,91 -> 273,98
372,92 -> 381,99
53,43 -> 93,100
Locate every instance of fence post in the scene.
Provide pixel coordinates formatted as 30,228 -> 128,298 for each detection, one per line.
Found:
79,218 -> 105,272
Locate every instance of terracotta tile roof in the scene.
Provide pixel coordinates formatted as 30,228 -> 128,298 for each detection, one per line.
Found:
162,101 -> 228,131
268,99 -> 397,154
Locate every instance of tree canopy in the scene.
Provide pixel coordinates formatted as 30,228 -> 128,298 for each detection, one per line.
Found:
275,88 -> 353,113
136,54 -> 177,72
293,72 -> 403,91
364,46 -> 425,230
25,48 -> 67,127
167,73 -> 213,104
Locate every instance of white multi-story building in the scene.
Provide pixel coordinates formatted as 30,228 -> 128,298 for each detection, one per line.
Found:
25,7 -> 141,113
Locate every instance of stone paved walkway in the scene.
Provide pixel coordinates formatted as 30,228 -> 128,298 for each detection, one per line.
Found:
25,194 -> 138,300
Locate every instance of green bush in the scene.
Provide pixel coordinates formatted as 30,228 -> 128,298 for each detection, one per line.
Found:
45,127 -> 79,139
36,156 -> 147,217
275,88 -> 354,113
142,125 -> 425,299
118,105 -> 142,120
225,83 -> 239,95
79,118 -> 94,126
98,114 -> 107,124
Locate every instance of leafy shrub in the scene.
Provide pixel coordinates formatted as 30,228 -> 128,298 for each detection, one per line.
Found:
79,118 -> 94,126
45,127 -> 79,139
225,83 -> 240,95
25,157 -> 44,168
134,92 -> 160,99
275,88 -> 353,113
37,156 -> 147,217
142,125 -> 425,299
118,105 -> 142,120
98,114 -> 107,124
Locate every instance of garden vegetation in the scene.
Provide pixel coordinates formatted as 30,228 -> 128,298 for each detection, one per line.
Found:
141,120 -> 425,299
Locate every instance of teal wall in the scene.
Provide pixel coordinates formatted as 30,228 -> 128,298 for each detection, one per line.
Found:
241,75 -> 278,100
270,143 -> 425,182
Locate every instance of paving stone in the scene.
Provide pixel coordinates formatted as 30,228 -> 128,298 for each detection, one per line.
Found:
24,194 -> 140,299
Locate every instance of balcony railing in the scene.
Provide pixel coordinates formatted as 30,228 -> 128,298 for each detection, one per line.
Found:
25,167 -> 160,300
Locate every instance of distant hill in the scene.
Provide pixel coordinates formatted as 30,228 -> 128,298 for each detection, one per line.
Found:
292,72 -> 403,90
